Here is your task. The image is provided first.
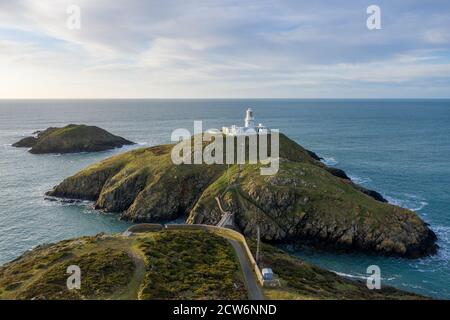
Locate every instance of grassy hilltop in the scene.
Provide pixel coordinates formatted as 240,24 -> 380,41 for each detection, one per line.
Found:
13,124 -> 134,154
0,230 -> 247,300
46,133 -> 437,257
0,229 -> 425,300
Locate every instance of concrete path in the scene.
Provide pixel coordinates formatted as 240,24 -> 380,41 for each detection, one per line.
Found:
228,239 -> 265,300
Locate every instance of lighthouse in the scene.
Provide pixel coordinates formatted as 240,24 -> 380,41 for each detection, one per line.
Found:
245,108 -> 255,128
222,108 -> 269,136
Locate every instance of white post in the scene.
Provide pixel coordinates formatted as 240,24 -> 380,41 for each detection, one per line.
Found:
256,225 -> 261,265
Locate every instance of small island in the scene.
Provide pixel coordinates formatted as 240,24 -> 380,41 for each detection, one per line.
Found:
13,124 -> 134,154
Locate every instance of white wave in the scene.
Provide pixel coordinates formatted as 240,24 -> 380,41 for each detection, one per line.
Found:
333,271 -> 395,281
43,196 -> 94,207
434,225 -> 450,244
411,201 -> 428,211
384,195 -> 428,212
65,151 -> 89,155
321,156 -> 338,166
348,175 -> 372,185
432,226 -> 450,262
333,271 -> 367,280
137,141 -> 148,146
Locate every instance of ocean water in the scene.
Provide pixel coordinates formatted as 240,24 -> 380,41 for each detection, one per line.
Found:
0,99 -> 449,299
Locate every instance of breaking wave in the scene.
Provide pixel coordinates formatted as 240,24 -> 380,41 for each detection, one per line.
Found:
348,175 -> 372,185
333,271 -> 396,281
384,194 -> 428,212
321,156 -> 338,166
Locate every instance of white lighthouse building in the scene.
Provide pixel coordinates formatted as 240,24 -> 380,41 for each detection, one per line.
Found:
245,108 -> 255,128
222,108 -> 269,136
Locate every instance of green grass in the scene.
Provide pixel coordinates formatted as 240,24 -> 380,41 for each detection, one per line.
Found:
138,230 -> 247,300
188,159 -> 429,255
247,240 -> 427,300
16,124 -> 134,154
0,229 -> 429,300
0,235 -> 135,300
0,230 -> 248,300
48,132 -> 434,257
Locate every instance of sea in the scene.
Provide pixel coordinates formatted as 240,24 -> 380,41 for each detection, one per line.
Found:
0,99 -> 449,299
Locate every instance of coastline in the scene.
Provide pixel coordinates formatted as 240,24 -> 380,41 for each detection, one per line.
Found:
1,99 -> 449,299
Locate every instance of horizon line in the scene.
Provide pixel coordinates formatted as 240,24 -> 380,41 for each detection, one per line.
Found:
1,97 -> 450,101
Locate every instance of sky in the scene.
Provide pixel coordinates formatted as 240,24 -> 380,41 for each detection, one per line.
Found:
0,0 -> 450,99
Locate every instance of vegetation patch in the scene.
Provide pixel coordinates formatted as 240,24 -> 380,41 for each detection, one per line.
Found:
47,132 -> 436,257
138,230 -> 247,299
0,236 -> 135,300
0,230 -> 430,300
248,240 -> 427,300
13,124 -> 134,154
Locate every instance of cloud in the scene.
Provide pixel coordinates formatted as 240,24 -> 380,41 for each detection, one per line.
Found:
0,0 -> 449,98
423,29 -> 450,44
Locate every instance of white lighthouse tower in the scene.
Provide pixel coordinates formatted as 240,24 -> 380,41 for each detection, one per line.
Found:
221,108 -> 269,136
245,108 -> 255,128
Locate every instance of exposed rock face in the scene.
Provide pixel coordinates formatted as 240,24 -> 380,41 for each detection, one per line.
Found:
13,124 -> 134,154
188,162 -> 436,258
354,185 -> 387,203
47,145 -> 226,222
12,136 -> 37,148
47,133 -> 437,257
325,167 -> 350,180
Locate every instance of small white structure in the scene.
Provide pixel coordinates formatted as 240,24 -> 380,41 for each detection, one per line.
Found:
245,108 -> 255,128
262,268 -> 274,281
222,108 -> 270,136
205,128 -> 222,134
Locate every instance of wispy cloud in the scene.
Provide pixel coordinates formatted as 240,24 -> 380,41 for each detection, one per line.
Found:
0,0 -> 449,98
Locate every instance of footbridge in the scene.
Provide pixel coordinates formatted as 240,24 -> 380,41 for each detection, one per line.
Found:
215,196 -> 235,228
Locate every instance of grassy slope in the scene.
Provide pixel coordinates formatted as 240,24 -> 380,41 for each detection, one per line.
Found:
0,230 -> 247,300
247,241 -> 426,300
48,144 -> 227,220
47,133 -> 436,257
46,133 -> 352,217
138,230 -> 247,299
16,124 -> 133,154
0,229 -> 426,300
188,160 -> 431,256
0,235 -> 135,300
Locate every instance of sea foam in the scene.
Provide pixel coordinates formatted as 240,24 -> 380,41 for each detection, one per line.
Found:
321,156 -> 338,166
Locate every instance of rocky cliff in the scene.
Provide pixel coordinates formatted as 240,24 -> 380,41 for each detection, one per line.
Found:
46,133 -> 437,257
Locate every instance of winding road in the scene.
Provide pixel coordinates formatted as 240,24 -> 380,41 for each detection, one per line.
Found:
126,223 -> 265,300
228,239 -> 265,300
